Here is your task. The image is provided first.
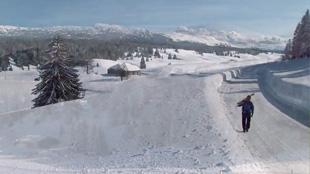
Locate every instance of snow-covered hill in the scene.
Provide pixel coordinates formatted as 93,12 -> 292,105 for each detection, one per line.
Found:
166,26 -> 288,50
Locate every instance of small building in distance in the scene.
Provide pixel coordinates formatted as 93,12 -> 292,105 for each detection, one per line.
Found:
107,63 -> 141,80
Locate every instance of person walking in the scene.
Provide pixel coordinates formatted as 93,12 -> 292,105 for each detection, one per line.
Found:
237,95 -> 254,132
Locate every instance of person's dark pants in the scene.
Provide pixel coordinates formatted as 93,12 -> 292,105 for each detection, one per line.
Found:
242,113 -> 251,132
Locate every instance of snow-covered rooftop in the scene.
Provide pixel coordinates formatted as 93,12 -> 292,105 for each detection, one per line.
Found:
109,63 -> 140,72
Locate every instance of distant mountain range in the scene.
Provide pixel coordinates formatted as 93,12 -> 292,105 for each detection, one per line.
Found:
166,26 -> 288,50
0,24 -> 287,50
0,24 -> 153,39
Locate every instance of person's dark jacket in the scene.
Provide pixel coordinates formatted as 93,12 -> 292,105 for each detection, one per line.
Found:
238,100 -> 254,116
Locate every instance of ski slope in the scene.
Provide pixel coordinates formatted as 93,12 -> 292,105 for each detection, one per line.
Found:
0,50 -> 309,173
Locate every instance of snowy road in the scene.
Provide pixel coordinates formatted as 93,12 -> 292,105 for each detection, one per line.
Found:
218,63 -> 310,173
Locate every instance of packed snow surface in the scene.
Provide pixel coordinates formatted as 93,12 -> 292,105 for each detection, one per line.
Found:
0,50 -> 309,174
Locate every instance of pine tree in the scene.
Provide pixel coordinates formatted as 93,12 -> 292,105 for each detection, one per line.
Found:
289,9 -> 310,58
173,54 -> 177,59
32,36 -> 83,108
154,49 -> 161,58
140,57 -> 146,69
168,53 -> 172,59
284,39 -> 293,59
147,47 -> 153,57
300,9 -> 310,57
127,51 -> 133,57
0,55 -> 9,71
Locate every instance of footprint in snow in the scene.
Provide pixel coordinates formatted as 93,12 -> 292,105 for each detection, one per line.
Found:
215,162 -> 227,168
194,146 -> 202,150
206,125 -> 213,130
182,134 -> 189,138
223,151 -> 230,156
172,150 -> 183,155
193,158 -> 200,165
206,150 -> 215,156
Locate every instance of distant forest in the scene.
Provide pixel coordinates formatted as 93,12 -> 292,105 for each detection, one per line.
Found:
0,36 -> 279,71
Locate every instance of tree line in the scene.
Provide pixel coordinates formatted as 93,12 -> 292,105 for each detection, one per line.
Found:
0,35 -> 277,71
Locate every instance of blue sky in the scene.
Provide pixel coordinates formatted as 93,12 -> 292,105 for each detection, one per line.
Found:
0,0 -> 309,35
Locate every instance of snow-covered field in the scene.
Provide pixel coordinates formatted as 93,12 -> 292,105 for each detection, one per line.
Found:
0,50 -> 309,174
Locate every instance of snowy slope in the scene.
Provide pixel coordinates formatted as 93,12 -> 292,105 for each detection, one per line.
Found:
0,66 -> 38,114
0,51 -> 309,173
0,75 -> 235,172
114,49 -> 281,76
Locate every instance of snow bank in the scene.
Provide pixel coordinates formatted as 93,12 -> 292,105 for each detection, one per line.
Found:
257,59 -> 310,127
258,70 -> 310,127
0,70 -> 38,114
219,58 -> 310,127
219,59 -> 310,173
0,75 -> 233,172
274,67 -> 310,87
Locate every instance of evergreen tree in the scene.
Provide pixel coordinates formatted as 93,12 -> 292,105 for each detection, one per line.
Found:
140,57 -> 146,69
284,39 -> 293,59
147,47 -> 153,57
288,9 -> 310,58
127,51 -> 132,57
154,49 -> 161,58
32,36 -> 83,108
168,53 -> 172,59
0,55 -> 9,71
0,56 -> 10,71
173,54 -> 177,59
300,9 -> 310,57
8,65 -> 13,71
